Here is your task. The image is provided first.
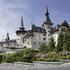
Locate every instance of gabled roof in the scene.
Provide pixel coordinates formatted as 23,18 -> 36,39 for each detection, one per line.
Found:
60,20 -> 69,28
50,20 -> 70,34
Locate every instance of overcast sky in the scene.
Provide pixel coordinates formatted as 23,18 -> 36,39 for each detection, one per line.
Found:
0,0 -> 70,40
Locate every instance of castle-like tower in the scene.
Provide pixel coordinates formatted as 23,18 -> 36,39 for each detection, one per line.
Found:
16,16 -> 26,48
42,8 -> 53,33
16,16 -> 26,36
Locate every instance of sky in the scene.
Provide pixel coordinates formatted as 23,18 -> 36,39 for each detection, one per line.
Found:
0,0 -> 70,40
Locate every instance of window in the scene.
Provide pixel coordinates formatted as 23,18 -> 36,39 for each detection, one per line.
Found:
39,37 -> 41,40
11,44 -> 12,45
43,33 -> 46,36
30,38 -> 33,39
39,42 -> 40,44
34,37 -> 36,40
34,42 -> 36,44
7,44 -> 9,46
24,46 -> 26,48
15,43 -> 16,45
43,38 -> 46,40
39,33 -> 40,35
1,44 -> 3,46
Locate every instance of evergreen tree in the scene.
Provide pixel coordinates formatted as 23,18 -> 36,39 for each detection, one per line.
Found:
57,32 -> 64,52
57,30 -> 70,52
48,36 -> 55,52
63,31 -> 70,51
67,31 -> 70,51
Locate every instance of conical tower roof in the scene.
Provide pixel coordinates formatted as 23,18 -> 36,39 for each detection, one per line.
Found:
45,8 -> 51,23
16,16 -> 26,35
5,32 -> 10,41
20,16 -> 25,29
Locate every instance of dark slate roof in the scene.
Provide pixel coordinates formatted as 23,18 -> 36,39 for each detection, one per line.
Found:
10,39 -> 16,43
16,16 -> 27,35
45,8 -> 51,23
31,24 -> 46,33
16,27 -> 26,35
24,30 -> 34,37
46,15 -> 51,23
23,24 -> 46,38
50,20 -> 70,34
60,20 -> 69,28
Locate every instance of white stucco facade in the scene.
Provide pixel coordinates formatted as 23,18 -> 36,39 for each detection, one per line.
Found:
0,8 -> 70,52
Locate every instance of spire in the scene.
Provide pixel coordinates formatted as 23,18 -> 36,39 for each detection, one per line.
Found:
6,32 -> 10,41
21,16 -> 24,28
45,7 -> 51,23
45,7 -> 49,16
16,16 -> 26,35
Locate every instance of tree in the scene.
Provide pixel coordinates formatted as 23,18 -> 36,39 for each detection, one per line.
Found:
57,30 -> 70,52
19,48 -> 36,63
48,37 -> 55,52
63,31 -> 70,51
57,32 -> 64,52
67,31 -> 70,51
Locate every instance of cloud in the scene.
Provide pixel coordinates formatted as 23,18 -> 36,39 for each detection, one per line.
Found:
0,0 -> 70,41
0,0 -> 31,40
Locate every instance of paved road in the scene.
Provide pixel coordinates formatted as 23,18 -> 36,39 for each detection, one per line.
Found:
0,63 -> 70,70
